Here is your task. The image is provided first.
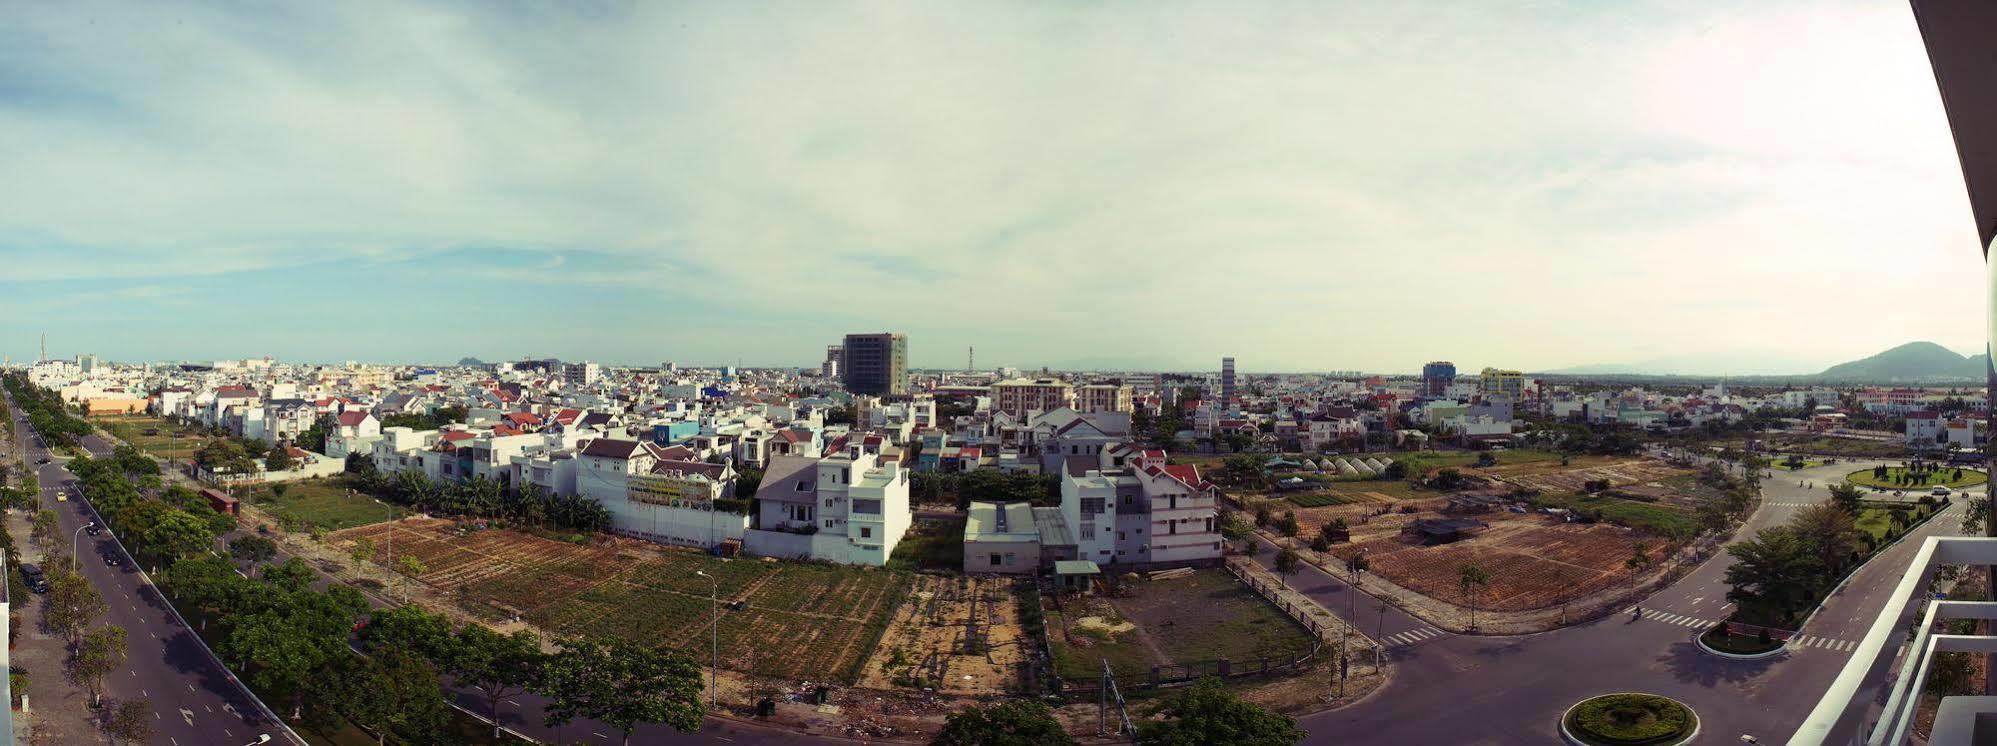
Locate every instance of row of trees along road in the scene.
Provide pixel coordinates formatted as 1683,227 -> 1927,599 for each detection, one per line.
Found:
352,603 -> 704,745
33,386 -> 697,745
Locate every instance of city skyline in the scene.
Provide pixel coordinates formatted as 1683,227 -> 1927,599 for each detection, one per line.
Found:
1,0 -> 1984,372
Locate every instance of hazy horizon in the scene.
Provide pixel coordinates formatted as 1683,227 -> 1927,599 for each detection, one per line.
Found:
1,0 -> 1985,371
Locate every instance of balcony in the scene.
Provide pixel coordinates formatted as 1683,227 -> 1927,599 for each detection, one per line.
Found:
1793,536 -> 1997,745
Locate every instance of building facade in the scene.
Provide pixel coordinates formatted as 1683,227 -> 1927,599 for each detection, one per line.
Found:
841,333 -> 907,396
1422,361 -> 1456,396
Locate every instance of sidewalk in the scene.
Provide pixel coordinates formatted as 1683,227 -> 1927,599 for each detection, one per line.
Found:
6,507 -> 103,745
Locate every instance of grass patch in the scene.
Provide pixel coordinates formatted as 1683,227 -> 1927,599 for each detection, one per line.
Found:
259,477 -> 399,531
1852,500 -> 1940,544
1046,569 -> 1315,682
1530,492 -> 1698,538
90,414 -> 203,462
888,518 -> 965,571
1845,467 -> 1986,490
1762,434 -> 1906,458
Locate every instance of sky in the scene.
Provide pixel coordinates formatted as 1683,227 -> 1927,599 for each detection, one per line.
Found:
0,0 -> 1984,374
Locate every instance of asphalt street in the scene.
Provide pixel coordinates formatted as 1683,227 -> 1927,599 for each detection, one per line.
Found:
1261,459 -> 1960,744
10,408 -> 288,746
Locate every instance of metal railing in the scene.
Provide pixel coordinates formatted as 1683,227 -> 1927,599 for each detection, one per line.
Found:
1790,535 -> 1997,745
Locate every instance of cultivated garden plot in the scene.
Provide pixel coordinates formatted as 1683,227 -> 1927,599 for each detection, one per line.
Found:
331,518 -> 911,682
857,574 -> 1031,695
1044,569 -> 1316,683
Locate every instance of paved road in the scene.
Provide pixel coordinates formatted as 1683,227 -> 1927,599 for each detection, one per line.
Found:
1261,459 -> 1958,744
8,405 -> 289,746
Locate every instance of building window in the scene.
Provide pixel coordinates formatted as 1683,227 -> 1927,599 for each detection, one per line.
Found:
1117,531 -> 1125,541
861,527 -> 872,539
990,553 -> 1002,566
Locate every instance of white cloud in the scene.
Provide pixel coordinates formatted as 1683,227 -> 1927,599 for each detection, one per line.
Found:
0,0 -> 1980,371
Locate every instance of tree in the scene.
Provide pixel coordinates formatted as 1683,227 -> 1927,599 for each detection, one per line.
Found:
29,509 -> 58,548
103,698 -> 153,745
1723,526 -> 1818,627
734,468 -> 764,498
1624,542 -> 1653,573
360,605 -> 456,662
1274,548 -> 1300,587
71,625 -> 128,706
350,537 -> 377,565
454,624 -> 546,742
1828,482 -> 1864,514
932,699 -> 1077,746
1457,564 -> 1490,630
320,649 -> 450,745
229,535 -> 279,566
539,636 -> 705,745
1134,677 -> 1304,745
1278,511 -> 1301,538
265,448 -> 295,472
46,573 -> 107,650
396,555 -> 427,578
1790,503 -> 1863,579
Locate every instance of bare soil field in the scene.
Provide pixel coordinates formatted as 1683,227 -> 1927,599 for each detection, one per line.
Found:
332,518 -> 909,683
1488,458 -> 1698,505
1331,514 -> 1661,612
858,574 -> 1030,695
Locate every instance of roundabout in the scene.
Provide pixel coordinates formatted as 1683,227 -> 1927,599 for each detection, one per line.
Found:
1845,465 -> 1986,490
1560,693 -> 1700,746
1695,624 -> 1786,660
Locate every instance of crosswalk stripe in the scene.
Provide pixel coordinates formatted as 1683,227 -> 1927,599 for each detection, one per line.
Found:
1840,640 -> 1855,651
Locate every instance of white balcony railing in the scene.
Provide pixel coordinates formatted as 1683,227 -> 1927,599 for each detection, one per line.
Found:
1792,536 -> 1997,746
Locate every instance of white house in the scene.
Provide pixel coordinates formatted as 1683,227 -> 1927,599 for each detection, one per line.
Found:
746,445 -> 911,566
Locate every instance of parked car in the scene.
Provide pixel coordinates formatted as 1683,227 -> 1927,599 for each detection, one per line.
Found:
85,522 -> 101,536
19,564 -> 47,594
102,552 -> 121,567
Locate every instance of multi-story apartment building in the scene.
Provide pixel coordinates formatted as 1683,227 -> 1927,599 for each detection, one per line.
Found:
991,377 -> 1073,417
564,361 -> 601,387
1075,383 -> 1133,414
1058,444 -> 1220,568
1479,367 -> 1525,402
821,345 -> 842,378
841,333 -> 907,396
1422,361 -> 1456,396
1221,357 -> 1237,405
747,444 -> 911,566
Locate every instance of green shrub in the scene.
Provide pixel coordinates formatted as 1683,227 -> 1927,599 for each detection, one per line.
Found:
1567,694 -> 1693,744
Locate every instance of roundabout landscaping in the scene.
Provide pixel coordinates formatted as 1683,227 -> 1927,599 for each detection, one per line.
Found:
1845,465 -> 1986,490
1560,693 -> 1699,746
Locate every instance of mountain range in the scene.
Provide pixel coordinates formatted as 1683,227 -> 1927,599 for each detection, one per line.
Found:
1539,341 -> 1987,382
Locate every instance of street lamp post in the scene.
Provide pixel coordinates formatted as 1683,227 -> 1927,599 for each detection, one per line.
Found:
70,524 -> 88,574
372,498 -> 395,601
695,569 -> 717,710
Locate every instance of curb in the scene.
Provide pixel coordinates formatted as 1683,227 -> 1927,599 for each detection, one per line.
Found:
1692,630 -> 1786,661
1557,693 -> 1699,746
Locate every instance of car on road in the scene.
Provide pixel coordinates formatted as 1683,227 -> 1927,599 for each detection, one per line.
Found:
1933,486 -> 1953,497
84,522 -> 101,536
18,564 -> 47,594
33,458 -> 47,465
102,552 -> 121,567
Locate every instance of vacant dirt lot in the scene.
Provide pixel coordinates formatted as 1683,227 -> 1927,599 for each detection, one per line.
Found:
858,574 -> 1029,695
1330,513 -> 1663,612
1492,458 -> 1700,506
332,518 -> 910,683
